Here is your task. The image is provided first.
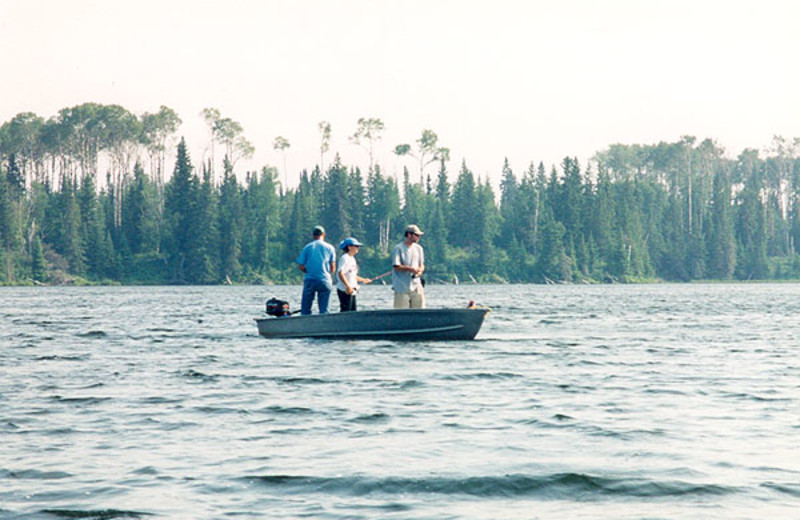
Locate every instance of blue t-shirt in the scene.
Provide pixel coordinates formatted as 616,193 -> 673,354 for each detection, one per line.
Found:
296,239 -> 336,282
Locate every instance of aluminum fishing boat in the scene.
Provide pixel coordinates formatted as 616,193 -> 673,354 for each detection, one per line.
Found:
255,307 -> 489,341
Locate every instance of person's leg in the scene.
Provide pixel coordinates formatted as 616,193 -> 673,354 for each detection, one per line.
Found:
337,289 -> 350,312
394,292 -> 410,309
409,287 -> 426,309
317,281 -> 332,314
300,280 -> 314,315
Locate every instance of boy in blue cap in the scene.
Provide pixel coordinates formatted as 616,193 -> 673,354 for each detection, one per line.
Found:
336,237 -> 373,312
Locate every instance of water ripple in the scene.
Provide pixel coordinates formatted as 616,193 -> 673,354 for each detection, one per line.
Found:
244,472 -> 740,499
2,284 -> 799,519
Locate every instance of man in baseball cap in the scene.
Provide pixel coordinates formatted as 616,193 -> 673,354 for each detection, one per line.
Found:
391,224 -> 425,309
296,225 -> 336,314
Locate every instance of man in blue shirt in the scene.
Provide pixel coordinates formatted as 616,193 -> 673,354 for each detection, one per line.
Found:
296,225 -> 337,315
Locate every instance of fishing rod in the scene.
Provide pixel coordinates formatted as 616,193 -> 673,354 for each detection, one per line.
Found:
369,270 -> 393,283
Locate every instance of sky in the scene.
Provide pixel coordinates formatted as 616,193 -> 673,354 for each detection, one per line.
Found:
1,0 -> 799,187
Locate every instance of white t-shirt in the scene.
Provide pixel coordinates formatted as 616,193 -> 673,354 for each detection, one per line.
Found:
336,254 -> 358,292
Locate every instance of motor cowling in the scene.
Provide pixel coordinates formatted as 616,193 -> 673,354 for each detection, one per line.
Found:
266,297 -> 291,317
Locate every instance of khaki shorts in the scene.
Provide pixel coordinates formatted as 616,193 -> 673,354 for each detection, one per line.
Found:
393,287 -> 426,309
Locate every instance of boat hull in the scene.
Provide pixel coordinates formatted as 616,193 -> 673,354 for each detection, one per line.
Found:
255,308 -> 489,341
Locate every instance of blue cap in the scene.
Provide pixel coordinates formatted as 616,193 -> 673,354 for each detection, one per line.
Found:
339,237 -> 364,250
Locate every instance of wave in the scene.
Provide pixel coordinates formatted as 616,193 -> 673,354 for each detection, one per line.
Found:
178,369 -> 219,382
259,405 -> 317,415
440,372 -> 522,381
272,376 -> 331,385
244,472 -> 739,499
350,412 -> 391,424
34,355 -> 89,362
50,396 -> 111,405
39,509 -> 151,519
76,330 -> 108,338
1,468 -> 72,480
762,481 -> 800,498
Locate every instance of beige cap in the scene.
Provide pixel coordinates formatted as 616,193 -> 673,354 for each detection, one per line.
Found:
405,224 -> 424,236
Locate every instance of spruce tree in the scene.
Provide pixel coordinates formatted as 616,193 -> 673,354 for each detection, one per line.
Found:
534,205 -> 570,282
164,138 -> 195,282
185,165 -> 219,283
475,179 -> 500,275
123,163 -> 160,256
707,168 -> 735,279
449,161 -> 477,249
498,157 -> 519,250
30,233 -> 47,282
735,174 -> 768,279
0,164 -> 17,250
347,167 -> 366,239
218,163 -> 243,281
242,166 -> 280,274
320,157 -> 350,243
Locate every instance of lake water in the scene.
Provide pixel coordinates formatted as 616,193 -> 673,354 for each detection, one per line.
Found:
1,283 -> 799,519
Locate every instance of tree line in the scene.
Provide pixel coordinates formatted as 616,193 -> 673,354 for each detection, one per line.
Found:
2,102 -> 800,285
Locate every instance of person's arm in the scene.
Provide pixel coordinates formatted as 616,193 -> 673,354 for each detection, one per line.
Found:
338,262 -> 357,294
338,267 -> 351,292
391,247 -> 402,272
297,246 -> 307,273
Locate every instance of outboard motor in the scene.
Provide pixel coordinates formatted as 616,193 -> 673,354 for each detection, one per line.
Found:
266,297 -> 291,317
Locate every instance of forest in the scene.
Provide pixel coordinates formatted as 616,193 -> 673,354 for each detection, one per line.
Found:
1,102 -> 800,286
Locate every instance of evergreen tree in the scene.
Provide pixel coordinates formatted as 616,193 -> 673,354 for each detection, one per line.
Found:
658,193 -> 689,280
498,157 -> 519,249
402,167 -> 422,228
30,233 -> 47,282
320,157 -> 350,244
364,167 -> 400,253
49,175 -> 86,276
6,154 -> 24,196
123,162 -> 160,256
79,174 -> 115,279
218,162 -> 244,281
556,157 -> 584,251
435,158 -> 451,209
185,165 -> 219,283
449,161 -> 478,249
735,171 -> 768,279
0,163 -> 18,250
164,138 -> 195,282
347,167 -> 366,239
85,197 -> 115,280
475,178 -> 500,275
286,172 -> 318,268
706,168 -> 735,278
425,198 -> 448,279
516,163 -> 542,258
242,166 -> 281,275
587,165 -> 615,276
534,205 -> 570,282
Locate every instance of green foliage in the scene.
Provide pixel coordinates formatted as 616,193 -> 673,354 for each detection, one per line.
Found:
4,104 -> 800,285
